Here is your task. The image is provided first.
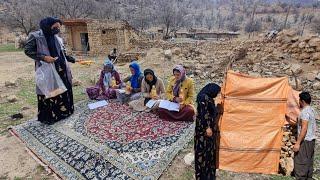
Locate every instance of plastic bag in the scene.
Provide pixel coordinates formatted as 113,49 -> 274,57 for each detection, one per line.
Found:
35,62 -> 67,99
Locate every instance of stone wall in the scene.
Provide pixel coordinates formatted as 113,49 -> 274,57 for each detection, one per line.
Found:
87,20 -> 139,56
61,26 -> 72,53
62,25 -> 88,52
62,19 -> 140,56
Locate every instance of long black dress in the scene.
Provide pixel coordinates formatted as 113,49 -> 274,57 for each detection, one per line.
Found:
24,17 -> 74,125
194,83 -> 221,180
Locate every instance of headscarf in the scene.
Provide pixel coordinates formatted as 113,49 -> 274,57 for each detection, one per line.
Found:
39,17 -> 63,68
196,83 -> 221,128
129,61 -> 143,89
144,69 -> 157,92
40,17 -> 62,36
172,65 -> 186,97
196,83 -> 221,103
103,58 -> 114,87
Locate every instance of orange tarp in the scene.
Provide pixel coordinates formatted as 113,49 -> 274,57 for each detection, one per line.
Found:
218,71 -> 293,174
286,87 -> 300,125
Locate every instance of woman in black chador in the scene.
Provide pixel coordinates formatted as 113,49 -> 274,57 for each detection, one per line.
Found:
194,83 -> 221,180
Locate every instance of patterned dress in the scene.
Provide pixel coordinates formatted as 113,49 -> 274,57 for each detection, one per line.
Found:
194,83 -> 220,180
24,17 -> 74,125
37,70 -> 74,124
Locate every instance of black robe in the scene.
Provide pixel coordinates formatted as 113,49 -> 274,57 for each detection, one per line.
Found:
194,83 -> 220,180
24,17 -> 74,125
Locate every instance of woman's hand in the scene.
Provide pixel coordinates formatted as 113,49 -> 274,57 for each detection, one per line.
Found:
112,85 -> 119,89
206,128 -> 213,137
179,104 -> 185,110
151,95 -> 159,100
126,86 -> 133,94
43,56 -> 57,63
175,97 -> 183,103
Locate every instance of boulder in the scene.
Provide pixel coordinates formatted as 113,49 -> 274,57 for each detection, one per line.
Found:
280,158 -> 294,176
172,47 -> 181,55
304,73 -> 317,81
316,73 -> 320,81
291,36 -> 299,42
308,37 -> 320,47
299,53 -> 311,60
298,41 -> 306,49
290,64 -> 303,75
164,50 -> 172,60
313,82 -> 320,90
183,152 -> 194,166
5,80 -> 17,87
7,95 -> 18,103
311,52 -> 320,61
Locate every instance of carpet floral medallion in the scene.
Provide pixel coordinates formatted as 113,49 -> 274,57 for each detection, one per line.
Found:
11,101 -> 194,180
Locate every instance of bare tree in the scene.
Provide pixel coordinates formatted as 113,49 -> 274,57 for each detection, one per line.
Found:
158,0 -> 185,38
245,20 -> 261,38
92,2 -> 113,19
283,5 -> 291,29
32,0 -> 97,19
300,13 -> 315,36
216,9 -> 225,30
226,20 -> 240,32
205,16 -> 215,30
131,0 -> 150,31
158,1 -> 175,38
293,12 -> 300,24
56,0 -> 96,18
311,18 -> 320,34
0,0 -> 40,36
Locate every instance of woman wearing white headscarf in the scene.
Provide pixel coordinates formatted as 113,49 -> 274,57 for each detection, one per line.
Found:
86,58 -> 122,100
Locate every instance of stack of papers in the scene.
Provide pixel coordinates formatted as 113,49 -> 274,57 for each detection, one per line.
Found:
159,100 -> 180,112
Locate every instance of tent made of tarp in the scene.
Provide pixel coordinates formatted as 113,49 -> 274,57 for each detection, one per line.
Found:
217,71 -> 300,174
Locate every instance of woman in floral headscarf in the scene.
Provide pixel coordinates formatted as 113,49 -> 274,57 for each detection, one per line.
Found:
158,65 -> 195,121
86,58 -> 121,100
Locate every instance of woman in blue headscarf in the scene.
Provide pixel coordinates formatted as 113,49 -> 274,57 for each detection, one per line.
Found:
24,17 -> 75,125
86,58 -> 122,100
117,60 -> 144,103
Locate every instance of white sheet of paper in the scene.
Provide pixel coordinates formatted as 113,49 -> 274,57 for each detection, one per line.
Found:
88,100 -> 108,110
159,100 -> 180,112
118,89 -> 126,94
146,99 -> 157,108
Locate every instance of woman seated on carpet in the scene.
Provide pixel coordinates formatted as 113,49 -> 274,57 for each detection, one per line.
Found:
129,69 -> 165,111
86,58 -> 121,100
158,65 -> 195,121
116,61 -> 144,103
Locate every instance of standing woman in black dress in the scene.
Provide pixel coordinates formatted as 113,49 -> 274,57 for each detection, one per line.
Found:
194,83 -> 221,180
25,17 -> 75,125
